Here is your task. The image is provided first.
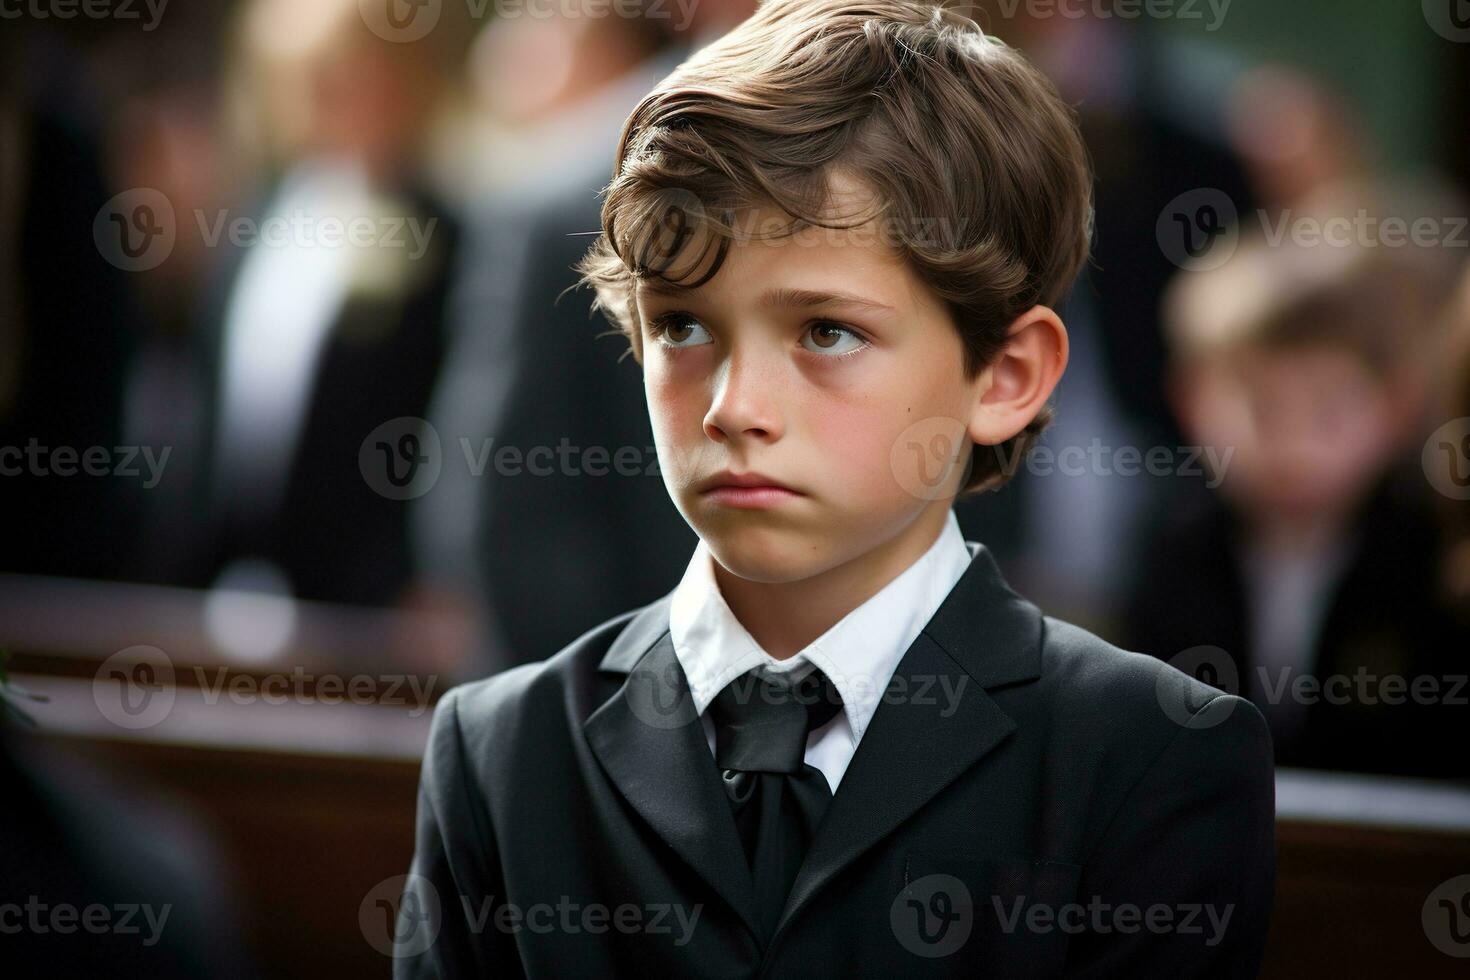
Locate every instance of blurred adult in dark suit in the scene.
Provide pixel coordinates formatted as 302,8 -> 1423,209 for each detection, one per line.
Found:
186,0 -> 465,607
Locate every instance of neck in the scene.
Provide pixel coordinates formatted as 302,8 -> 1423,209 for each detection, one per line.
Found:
712,504 -> 951,660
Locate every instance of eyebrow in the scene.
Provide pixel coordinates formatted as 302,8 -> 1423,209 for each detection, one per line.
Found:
638,282 -> 894,313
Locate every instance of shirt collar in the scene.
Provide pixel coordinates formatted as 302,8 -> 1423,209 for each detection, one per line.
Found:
668,510 -> 976,741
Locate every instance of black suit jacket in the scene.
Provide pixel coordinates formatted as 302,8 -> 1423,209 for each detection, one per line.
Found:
399,544 -> 1275,978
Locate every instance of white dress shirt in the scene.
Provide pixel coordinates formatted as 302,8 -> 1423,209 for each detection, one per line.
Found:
668,509 -> 976,793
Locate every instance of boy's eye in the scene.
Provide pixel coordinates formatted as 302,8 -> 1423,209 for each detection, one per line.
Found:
650,314 -> 713,348
801,321 -> 866,357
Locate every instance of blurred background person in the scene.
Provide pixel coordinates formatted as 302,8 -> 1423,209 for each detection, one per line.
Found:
1125,225 -> 1466,778
412,1 -> 757,671
182,0 -> 468,611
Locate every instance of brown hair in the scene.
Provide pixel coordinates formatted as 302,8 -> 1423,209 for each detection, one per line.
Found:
575,0 -> 1093,495
1164,229 -> 1453,379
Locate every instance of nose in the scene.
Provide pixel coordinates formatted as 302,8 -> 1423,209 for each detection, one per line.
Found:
702,348 -> 784,444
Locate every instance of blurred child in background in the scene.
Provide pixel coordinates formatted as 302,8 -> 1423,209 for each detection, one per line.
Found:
1126,222 -> 1466,779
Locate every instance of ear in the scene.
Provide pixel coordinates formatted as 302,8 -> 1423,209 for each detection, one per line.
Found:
967,305 -> 1068,446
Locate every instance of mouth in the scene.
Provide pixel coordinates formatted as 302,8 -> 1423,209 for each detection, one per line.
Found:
696,470 -> 805,509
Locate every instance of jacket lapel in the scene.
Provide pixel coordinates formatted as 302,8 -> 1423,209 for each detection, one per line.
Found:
582,599 -> 763,944
770,543 -> 1044,946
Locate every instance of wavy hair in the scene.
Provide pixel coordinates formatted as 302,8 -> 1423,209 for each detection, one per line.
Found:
576,0 -> 1094,493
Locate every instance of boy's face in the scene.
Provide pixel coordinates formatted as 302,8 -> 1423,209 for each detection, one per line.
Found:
634,187 -> 988,585
1178,344 -> 1401,523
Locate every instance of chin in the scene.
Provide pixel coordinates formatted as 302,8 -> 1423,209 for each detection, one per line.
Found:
701,524 -> 837,585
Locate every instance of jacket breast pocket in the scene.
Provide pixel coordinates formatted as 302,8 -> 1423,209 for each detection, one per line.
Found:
896,851 -> 1083,978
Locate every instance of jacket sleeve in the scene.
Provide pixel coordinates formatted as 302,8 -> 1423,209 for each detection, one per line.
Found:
1065,694 -> 1276,979
394,687 -> 526,979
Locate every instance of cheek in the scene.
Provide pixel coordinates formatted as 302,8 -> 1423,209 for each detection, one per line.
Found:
798,368 -> 943,502
644,356 -> 704,436
803,395 -> 888,467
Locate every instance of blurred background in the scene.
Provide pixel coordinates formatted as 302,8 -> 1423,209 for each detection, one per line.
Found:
1,0 -> 1468,975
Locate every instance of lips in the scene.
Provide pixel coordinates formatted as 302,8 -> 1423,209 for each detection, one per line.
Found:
696,470 -> 802,495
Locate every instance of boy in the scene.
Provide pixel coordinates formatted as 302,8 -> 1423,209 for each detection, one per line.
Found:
398,2 -> 1275,976
1127,227 -> 1464,779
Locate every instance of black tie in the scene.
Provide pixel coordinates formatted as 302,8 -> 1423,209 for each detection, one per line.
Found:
708,666 -> 845,944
